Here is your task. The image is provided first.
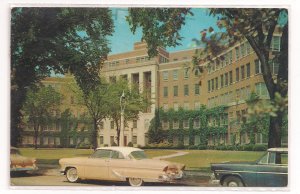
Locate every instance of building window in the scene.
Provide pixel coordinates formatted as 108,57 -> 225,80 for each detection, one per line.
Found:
163,104 -> 168,111
184,85 -> 189,96
220,74 -> 224,88
173,86 -> 178,97
228,50 -> 233,64
229,71 -> 233,84
241,65 -> 245,80
235,47 -> 240,60
255,82 -> 269,98
125,59 -> 130,64
194,118 -> 200,128
215,77 -> 218,90
195,84 -> 200,95
194,102 -> 200,110
255,59 -> 262,74
132,136 -> 137,144
110,121 -> 114,129
225,73 -> 228,86
271,36 -> 281,51
100,136 -> 104,144
211,79 -> 214,91
184,102 -> 189,110
162,120 -> 169,130
173,103 -> 179,111
163,71 -> 168,81
163,87 -> 168,97
133,120 -> 137,128
270,61 -> 279,75
183,119 -> 189,128
246,42 -> 251,55
184,67 -> 189,79
173,70 -> 178,80
173,119 -> 179,129
240,43 -> 246,57
246,63 -> 251,78
208,80 -> 211,92
236,68 -> 240,82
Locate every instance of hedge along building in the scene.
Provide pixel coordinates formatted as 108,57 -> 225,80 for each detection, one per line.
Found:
20,35 -> 286,148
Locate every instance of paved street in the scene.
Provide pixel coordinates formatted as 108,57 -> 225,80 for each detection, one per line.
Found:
10,168 -> 217,187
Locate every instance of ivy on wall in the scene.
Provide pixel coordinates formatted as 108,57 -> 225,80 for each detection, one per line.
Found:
148,105 -> 228,146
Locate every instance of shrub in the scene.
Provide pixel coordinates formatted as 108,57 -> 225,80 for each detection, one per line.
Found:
111,142 -> 117,146
127,142 -> 133,147
77,142 -> 92,149
253,144 -> 267,151
197,144 -> 207,150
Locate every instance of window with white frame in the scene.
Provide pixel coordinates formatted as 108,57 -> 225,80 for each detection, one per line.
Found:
173,119 -> 179,129
162,120 -> 169,130
235,47 -> 240,60
194,102 -> 200,110
183,119 -> 189,128
163,71 -> 168,80
271,36 -> 281,51
255,59 -> 262,74
173,70 -> 178,80
173,103 -> 179,111
255,82 -> 269,98
163,104 -> 168,111
194,118 -> 200,128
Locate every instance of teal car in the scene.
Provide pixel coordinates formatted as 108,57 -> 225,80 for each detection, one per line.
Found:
211,148 -> 288,187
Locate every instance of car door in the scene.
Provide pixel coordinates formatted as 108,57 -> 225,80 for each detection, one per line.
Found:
256,151 -> 288,187
84,149 -> 111,180
107,150 -> 131,181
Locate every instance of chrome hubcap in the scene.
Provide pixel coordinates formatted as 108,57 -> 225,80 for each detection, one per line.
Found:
129,178 -> 142,186
228,181 -> 238,187
67,168 -> 78,182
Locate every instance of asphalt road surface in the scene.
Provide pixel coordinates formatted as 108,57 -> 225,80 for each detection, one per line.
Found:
10,169 -> 217,187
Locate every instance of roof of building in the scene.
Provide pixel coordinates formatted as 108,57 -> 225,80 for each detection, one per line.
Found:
96,146 -> 143,156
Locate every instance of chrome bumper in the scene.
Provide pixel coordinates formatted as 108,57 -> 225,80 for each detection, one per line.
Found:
210,173 -> 220,185
158,171 -> 184,182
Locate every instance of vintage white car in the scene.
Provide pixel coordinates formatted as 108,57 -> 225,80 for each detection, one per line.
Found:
59,147 -> 185,186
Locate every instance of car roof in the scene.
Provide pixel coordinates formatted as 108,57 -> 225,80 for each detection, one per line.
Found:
267,147 -> 288,153
96,146 -> 143,157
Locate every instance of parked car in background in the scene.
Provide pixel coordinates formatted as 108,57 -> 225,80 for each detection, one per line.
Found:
59,147 -> 185,186
10,147 -> 38,172
211,148 -> 288,187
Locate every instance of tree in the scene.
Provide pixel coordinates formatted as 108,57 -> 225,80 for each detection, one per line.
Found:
71,77 -> 110,149
11,8 -> 114,146
127,8 -> 288,148
106,79 -> 151,146
22,86 -> 62,149
148,109 -> 164,144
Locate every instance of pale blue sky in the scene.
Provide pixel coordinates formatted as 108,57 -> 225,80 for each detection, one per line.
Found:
108,8 -> 220,54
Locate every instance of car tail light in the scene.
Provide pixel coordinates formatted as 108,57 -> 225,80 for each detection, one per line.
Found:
163,166 -> 168,172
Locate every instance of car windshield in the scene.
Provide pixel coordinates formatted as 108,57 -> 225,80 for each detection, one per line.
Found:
129,151 -> 147,160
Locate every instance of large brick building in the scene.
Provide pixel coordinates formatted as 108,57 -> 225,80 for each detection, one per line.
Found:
20,36 -> 287,147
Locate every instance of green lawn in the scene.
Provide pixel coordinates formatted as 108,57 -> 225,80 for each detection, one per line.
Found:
18,148 -> 265,170
164,150 -> 264,171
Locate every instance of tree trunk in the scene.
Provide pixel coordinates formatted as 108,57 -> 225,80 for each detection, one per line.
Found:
268,111 -> 283,148
92,118 -> 98,149
34,123 -> 39,149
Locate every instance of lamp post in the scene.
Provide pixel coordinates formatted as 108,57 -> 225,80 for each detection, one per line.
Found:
120,90 -> 126,146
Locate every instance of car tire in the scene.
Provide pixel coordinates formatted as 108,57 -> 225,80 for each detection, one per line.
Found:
128,177 -> 144,186
223,176 -> 244,187
66,167 -> 79,183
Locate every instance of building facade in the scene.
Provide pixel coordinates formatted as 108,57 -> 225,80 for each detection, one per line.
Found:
20,36 -> 286,147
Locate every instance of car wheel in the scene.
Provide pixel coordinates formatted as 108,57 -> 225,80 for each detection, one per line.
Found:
66,167 -> 79,183
128,177 -> 143,186
223,176 -> 244,187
